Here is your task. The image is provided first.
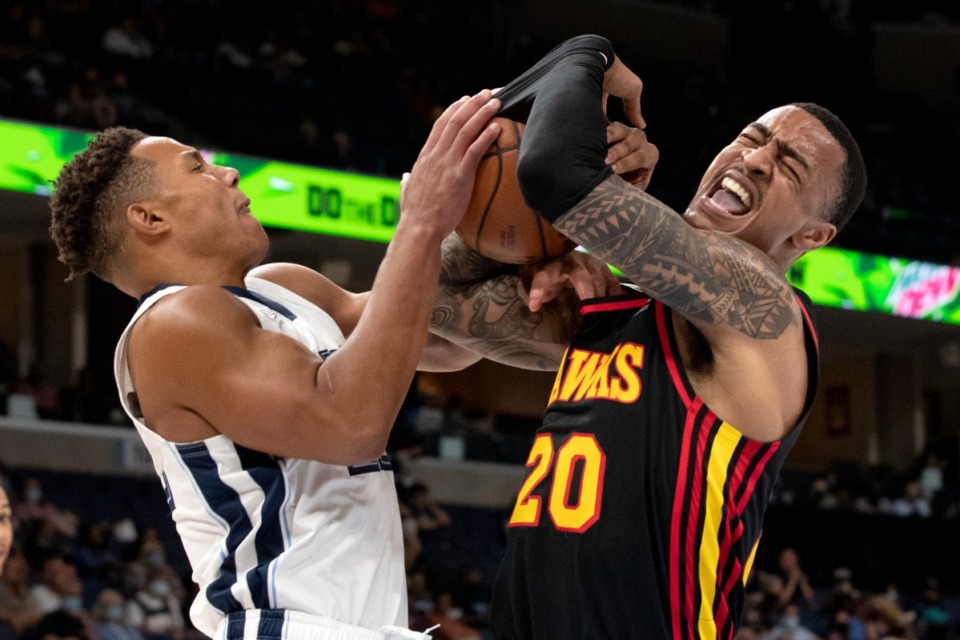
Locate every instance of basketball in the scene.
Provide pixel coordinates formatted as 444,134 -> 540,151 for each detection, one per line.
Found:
456,117 -> 576,264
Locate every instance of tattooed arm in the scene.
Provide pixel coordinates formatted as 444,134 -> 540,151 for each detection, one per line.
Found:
552,176 -> 810,441
420,234 -> 610,372
552,176 -> 801,339
498,34 -> 812,439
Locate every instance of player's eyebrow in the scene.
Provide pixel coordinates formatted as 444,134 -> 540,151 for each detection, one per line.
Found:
181,149 -> 204,165
747,122 -> 810,172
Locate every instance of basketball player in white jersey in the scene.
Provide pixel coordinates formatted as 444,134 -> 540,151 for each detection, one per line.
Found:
48,89 -> 647,640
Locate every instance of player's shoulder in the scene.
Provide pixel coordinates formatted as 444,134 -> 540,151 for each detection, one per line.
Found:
133,285 -> 255,343
249,262 -> 344,302
249,261 -> 364,326
248,261 -> 320,283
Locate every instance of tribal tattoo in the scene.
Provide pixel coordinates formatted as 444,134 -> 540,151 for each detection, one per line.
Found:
554,176 -> 799,339
432,272 -> 577,371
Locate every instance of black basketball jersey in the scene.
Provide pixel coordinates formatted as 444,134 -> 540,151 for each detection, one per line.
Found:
490,287 -> 820,640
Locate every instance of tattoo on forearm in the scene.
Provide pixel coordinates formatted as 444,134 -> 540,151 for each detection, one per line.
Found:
554,177 -> 798,339
439,233 -> 515,285
432,275 -> 577,371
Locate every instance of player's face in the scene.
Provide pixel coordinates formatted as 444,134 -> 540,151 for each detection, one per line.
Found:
132,137 -> 269,267
0,485 -> 12,572
683,106 -> 843,259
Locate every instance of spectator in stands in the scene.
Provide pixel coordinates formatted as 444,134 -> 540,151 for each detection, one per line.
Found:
0,485 -> 9,574
13,367 -> 61,419
762,603 -> 822,640
425,590 -> 483,640
776,548 -> 817,614
22,552 -> 99,640
63,65 -> 118,131
891,480 -> 932,518
125,566 -> 185,640
92,588 -> 146,640
406,569 -> 433,629
0,550 -> 45,633
913,578 -> 950,640
102,15 -> 154,60
73,521 -> 122,590
918,453 -> 946,509
407,482 -> 452,535
450,565 -> 491,633
400,503 -> 424,573
133,537 -> 186,607
12,476 -> 78,539
28,554 -> 82,615
820,568 -> 867,640
862,594 -> 915,640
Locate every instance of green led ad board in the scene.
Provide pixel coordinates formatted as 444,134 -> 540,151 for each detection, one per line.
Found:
2,117 -> 959,325
788,247 -> 960,324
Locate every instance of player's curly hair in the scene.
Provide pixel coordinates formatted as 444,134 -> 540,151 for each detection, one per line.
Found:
49,126 -> 152,282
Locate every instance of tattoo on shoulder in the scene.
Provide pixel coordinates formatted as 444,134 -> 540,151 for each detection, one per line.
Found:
554,178 -> 799,339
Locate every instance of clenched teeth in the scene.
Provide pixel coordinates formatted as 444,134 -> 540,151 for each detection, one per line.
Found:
721,177 -> 751,208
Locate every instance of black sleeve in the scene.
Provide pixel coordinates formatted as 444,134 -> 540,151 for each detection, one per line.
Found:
494,34 -> 615,222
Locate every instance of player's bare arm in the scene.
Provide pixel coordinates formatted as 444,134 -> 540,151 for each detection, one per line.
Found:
430,234 -> 618,371
129,90 -> 504,465
554,175 -> 802,340
127,286 -> 397,464
554,176 -> 809,441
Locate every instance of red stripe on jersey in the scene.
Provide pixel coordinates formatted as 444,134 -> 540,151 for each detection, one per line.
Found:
796,296 -> 819,350
656,302 -> 692,407
683,410 -> 716,640
735,442 -> 779,514
713,440 -> 762,636
670,399 -> 703,640
579,298 -> 650,315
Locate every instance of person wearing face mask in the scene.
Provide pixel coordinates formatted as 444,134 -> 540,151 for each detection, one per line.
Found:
126,567 -> 185,640
28,554 -> 83,616
12,477 -> 79,540
134,538 -> 186,607
1,552 -> 45,634
92,588 -> 146,640
32,566 -> 98,640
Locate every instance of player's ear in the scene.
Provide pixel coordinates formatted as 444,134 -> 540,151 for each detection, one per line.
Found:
127,204 -> 170,236
792,219 -> 836,252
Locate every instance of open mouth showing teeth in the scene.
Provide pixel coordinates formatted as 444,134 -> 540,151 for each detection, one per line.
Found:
709,177 -> 751,215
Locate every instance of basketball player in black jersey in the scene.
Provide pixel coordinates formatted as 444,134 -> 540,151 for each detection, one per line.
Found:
446,35 -> 866,640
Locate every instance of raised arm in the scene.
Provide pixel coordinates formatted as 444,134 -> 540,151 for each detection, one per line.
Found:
428,234 -> 585,371
502,34 -> 801,340
129,92 -> 504,465
498,35 -> 814,440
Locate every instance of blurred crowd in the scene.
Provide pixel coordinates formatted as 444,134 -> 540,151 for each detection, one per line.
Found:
0,0 -> 958,265
0,469 -> 192,640
739,546 -> 958,640
3,448 -> 960,640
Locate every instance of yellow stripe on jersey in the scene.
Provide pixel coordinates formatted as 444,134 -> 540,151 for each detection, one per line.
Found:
697,423 -> 742,640
743,536 -> 761,586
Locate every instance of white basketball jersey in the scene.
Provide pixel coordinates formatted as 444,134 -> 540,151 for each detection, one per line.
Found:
114,277 -> 408,638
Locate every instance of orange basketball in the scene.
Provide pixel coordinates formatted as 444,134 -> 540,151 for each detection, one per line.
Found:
456,117 -> 576,265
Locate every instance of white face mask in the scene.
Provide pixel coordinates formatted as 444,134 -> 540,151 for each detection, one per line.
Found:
62,595 -> 84,612
149,579 -> 170,598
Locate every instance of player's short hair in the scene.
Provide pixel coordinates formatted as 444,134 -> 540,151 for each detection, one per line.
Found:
49,126 -> 152,282
791,102 -> 867,233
